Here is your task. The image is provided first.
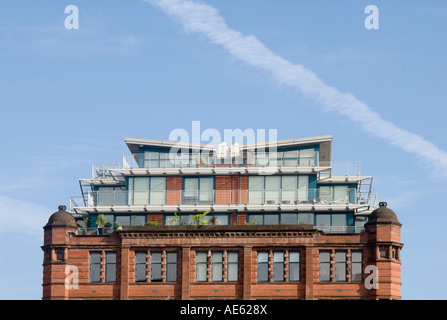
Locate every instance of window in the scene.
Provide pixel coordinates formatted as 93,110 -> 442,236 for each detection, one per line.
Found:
128,177 -> 166,205
227,252 -> 239,282
272,252 -> 284,282
105,252 -> 117,283
316,214 -> 331,233
334,251 -> 347,282
55,248 -> 64,261
248,175 -> 309,205
89,252 -> 101,283
379,246 -> 388,259
319,251 -> 331,282
196,252 -> 208,282
211,252 -> 223,282
257,252 -> 269,282
351,251 -> 363,282
289,252 -> 300,282
166,252 -> 178,282
151,252 -> 162,282
281,213 -> 298,225
115,214 -> 146,227
184,177 -> 214,204
135,252 -> 147,282
97,186 -> 126,206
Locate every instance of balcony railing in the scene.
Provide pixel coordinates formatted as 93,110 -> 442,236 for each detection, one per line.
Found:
121,151 -> 321,169
70,188 -> 360,208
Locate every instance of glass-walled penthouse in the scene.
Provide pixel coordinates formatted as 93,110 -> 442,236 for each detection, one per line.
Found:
123,147 -> 321,169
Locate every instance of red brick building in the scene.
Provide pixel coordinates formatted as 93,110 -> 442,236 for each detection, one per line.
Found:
42,135 -> 403,299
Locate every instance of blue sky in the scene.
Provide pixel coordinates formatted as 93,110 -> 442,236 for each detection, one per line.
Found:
0,0 -> 446,299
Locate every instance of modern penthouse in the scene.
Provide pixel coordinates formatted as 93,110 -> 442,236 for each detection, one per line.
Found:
42,135 -> 403,300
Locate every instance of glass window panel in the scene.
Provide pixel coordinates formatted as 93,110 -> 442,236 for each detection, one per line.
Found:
116,215 -> 131,226
332,214 -> 347,232
257,252 -> 268,263
265,176 -> 280,190
299,149 -> 315,166
257,252 -> 269,282
135,252 -> 146,282
282,176 -> 297,190
334,186 -> 348,203
105,252 -> 116,283
227,255 -> 238,282
351,251 -> 363,282
149,177 -> 166,205
264,214 -> 279,225
351,251 -> 362,263
184,178 -> 199,204
289,252 -> 300,282
196,252 -> 208,282
211,252 -> 223,282
281,213 -> 297,225
316,214 -> 331,232
248,176 -> 263,190
199,177 -> 214,204
297,175 -> 309,202
319,186 -> 332,203
97,187 -> 114,206
248,214 -> 263,225
289,252 -> 300,263
166,252 -> 177,282
151,252 -> 162,281
89,252 -> 101,283
335,251 -> 347,282
227,252 -> 238,263
130,215 -> 145,226
273,252 -> 284,282
298,213 -> 314,225
132,177 -> 149,205
319,251 -> 331,282
196,252 -> 207,263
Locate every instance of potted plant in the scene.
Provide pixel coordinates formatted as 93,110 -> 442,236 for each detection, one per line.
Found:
145,221 -> 158,226
96,214 -> 107,235
104,222 -> 112,234
113,221 -> 122,231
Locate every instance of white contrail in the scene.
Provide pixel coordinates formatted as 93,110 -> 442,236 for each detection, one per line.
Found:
145,0 -> 447,175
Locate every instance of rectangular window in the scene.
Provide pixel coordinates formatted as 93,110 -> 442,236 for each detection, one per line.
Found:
135,252 -> 147,282
166,252 -> 178,282
55,248 -> 64,261
211,252 -> 223,282
149,177 -> 166,205
281,213 -> 297,225
289,252 -> 300,282
257,252 -> 269,282
196,252 -> 208,282
351,251 -> 363,282
89,252 -> 101,283
316,214 -> 331,233
334,251 -> 347,282
227,252 -> 239,282
105,252 -> 117,283
319,251 -> 331,282
248,176 -> 264,204
184,177 -> 214,204
150,252 -> 162,282
272,252 -> 284,282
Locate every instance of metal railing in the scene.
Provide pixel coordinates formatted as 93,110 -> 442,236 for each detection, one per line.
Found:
70,188 -> 362,209
121,151 -> 320,169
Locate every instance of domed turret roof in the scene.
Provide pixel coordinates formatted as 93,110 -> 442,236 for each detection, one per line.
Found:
45,205 -> 77,228
366,202 -> 400,225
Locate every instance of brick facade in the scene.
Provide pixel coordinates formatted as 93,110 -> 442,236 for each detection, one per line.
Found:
42,207 -> 402,300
